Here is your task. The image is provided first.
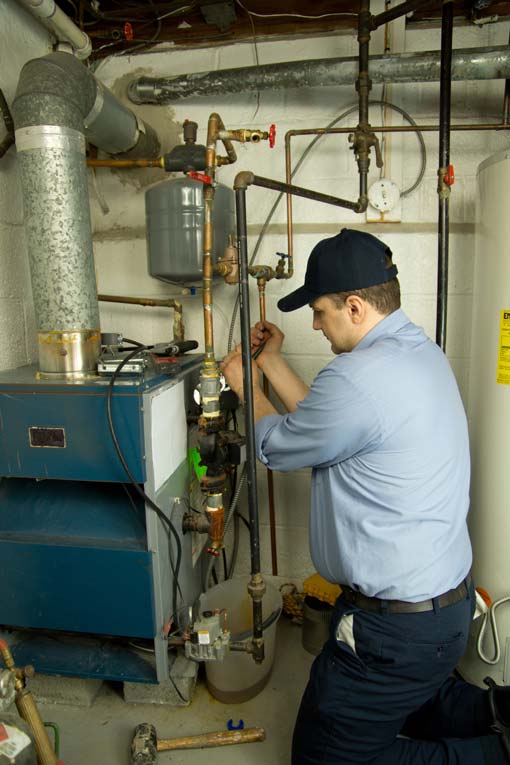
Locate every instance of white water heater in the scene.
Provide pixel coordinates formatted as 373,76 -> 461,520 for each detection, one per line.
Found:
460,149 -> 510,685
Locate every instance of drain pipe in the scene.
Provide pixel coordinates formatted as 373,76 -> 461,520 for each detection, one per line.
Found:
436,0 -> 454,350
15,0 -> 92,59
12,52 -> 160,377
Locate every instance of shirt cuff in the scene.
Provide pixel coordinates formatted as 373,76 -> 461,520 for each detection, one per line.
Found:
254,413 -> 283,466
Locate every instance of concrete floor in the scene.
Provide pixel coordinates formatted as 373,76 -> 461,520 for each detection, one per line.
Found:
34,618 -> 313,765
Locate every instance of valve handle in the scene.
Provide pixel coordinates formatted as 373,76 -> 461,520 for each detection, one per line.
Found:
268,124 -> 276,148
124,22 -> 134,40
444,164 -> 455,186
188,170 -> 212,185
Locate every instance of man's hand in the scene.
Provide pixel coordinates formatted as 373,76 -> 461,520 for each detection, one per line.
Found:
250,320 -> 284,366
220,349 -> 277,422
220,349 -> 259,403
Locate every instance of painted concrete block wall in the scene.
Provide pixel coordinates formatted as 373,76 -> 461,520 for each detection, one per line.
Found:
90,21 -> 510,583
1,8 -> 508,583
0,1 -> 51,371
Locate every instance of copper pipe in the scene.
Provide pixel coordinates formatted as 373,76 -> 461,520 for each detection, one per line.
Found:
86,158 -> 163,168
98,293 -> 184,342
284,119 -> 510,275
258,278 -> 278,576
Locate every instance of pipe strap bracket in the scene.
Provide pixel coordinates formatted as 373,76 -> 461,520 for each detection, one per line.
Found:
15,125 -> 85,154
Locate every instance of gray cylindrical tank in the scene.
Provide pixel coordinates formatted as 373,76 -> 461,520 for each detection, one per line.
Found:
146,177 -> 236,283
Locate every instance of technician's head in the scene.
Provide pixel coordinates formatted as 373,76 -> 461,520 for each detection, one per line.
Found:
277,228 -> 400,354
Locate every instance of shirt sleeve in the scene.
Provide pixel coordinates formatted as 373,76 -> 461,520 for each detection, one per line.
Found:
254,362 -> 383,472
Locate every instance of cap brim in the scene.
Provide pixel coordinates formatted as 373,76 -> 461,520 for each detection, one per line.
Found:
277,285 -> 318,313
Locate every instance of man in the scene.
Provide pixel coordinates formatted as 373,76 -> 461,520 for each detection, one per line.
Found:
221,228 -> 510,764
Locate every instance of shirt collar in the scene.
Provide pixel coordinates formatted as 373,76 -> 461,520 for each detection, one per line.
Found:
355,309 -> 409,351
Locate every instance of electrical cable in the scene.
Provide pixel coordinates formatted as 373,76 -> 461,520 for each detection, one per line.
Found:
476,596 -> 510,665
227,99 -> 427,352
234,0 -> 357,20
105,345 -> 184,618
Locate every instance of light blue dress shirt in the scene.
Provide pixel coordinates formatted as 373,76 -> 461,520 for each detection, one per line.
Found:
255,309 -> 472,601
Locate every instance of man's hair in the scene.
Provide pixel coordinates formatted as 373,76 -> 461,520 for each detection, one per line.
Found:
329,256 -> 401,315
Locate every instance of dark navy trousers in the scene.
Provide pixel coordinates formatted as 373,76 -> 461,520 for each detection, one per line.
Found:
292,583 -> 507,764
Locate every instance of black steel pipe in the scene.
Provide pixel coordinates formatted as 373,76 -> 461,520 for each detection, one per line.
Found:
436,0 -> 454,350
235,186 -> 264,652
252,175 -> 363,213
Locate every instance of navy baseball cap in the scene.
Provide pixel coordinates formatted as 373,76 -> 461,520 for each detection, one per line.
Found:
277,228 -> 398,313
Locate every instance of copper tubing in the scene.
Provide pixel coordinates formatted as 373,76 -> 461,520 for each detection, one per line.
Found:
207,112 -> 237,164
257,278 -> 278,576
98,294 -> 184,342
16,690 -> 58,765
86,158 -> 164,168
157,727 -> 265,751
284,120 -> 510,276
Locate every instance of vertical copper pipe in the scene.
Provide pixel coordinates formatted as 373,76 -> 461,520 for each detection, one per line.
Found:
258,279 -> 278,576
202,115 -> 218,364
285,136 -> 294,281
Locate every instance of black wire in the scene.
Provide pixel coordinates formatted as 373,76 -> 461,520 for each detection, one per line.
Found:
236,510 -> 251,531
222,547 -> 228,580
105,346 -> 184,617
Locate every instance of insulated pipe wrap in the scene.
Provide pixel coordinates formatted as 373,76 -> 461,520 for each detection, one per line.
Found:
128,46 -> 510,103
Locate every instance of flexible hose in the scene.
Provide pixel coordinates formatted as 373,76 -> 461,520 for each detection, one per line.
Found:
227,98 -> 426,352
477,596 -> 510,665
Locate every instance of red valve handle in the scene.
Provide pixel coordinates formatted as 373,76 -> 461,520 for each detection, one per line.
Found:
124,22 -> 134,40
188,170 -> 212,184
206,547 -> 220,557
268,124 -> 276,148
444,164 -> 455,186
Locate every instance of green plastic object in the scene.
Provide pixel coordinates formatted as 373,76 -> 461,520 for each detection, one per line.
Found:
189,447 -> 207,480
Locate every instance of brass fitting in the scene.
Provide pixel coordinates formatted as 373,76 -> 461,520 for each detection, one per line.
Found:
234,171 -> 255,191
215,234 -> 239,284
219,129 -> 268,143
247,572 -> 267,603
205,492 -> 225,552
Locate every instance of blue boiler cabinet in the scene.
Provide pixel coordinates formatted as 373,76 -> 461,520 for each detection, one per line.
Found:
0,357 -> 202,684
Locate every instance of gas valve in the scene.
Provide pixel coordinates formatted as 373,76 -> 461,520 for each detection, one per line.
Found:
185,611 -> 230,662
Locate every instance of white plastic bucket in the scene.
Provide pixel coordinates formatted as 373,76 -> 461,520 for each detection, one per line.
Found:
199,576 -> 282,703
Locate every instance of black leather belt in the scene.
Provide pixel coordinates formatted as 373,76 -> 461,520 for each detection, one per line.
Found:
341,574 -> 472,614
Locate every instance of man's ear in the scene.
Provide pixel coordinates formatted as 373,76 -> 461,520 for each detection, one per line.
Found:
345,295 -> 366,324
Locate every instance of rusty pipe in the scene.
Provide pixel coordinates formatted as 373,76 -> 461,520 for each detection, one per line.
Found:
98,294 -> 184,342
257,278 -> 278,577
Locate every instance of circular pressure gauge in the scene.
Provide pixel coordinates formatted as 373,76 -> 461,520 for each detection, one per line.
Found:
368,178 -> 401,213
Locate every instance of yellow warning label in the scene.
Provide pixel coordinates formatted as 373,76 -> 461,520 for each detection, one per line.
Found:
497,309 -> 510,385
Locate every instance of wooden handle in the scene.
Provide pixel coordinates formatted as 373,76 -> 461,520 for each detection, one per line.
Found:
157,727 -> 266,751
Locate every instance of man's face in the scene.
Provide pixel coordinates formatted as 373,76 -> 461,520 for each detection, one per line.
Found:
310,295 -> 356,354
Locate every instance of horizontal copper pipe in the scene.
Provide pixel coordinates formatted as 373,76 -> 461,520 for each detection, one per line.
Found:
286,122 -> 510,139
98,294 -> 179,308
87,158 -> 163,167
